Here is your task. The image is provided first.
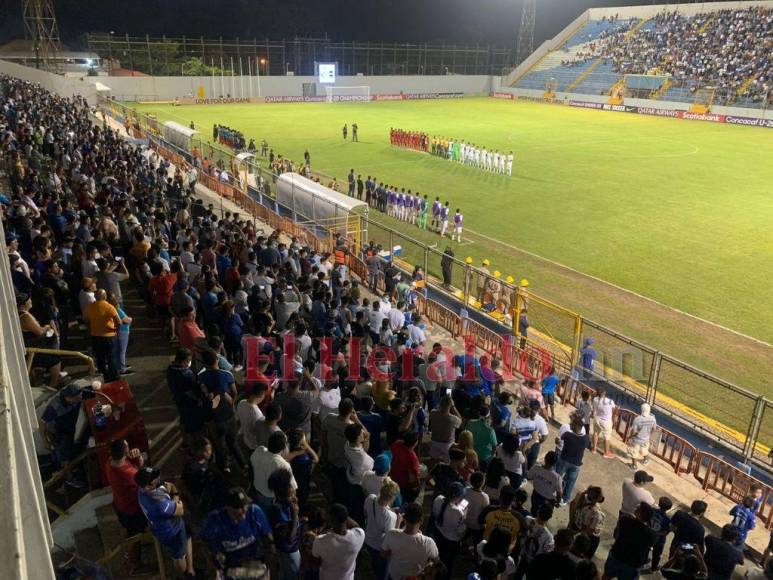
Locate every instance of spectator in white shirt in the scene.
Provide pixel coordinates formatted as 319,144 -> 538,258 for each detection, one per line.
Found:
591,388 -> 616,458
406,313 -> 426,350
381,502 -> 439,580
466,472 -> 491,544
312,504 -> 365,580
364,480 -> 401,580
344,423 -> 374,522
431,482 -> 468,577
235,387 -> 266,451
388,301 -> 406,332
250,431 -> 297,512
367,302 -> 386,345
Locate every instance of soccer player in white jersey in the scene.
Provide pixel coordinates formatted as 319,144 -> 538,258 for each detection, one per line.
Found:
506,151 -> 514,176
497,151 -> 506,174
474,147 -> 481,168
481,148 -> 488,170
487,149 -> 494,171
447,140 -> 454,161
492,151 -> 500,173
460,141 -> 466,164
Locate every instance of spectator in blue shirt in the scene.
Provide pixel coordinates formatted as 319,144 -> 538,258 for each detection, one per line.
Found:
357,396 -> 385,457
198,349 -> 246,472
580,338 -> 596,379
201,487 -> 274,571
268,469 -> 303,580
649,496 -> 673,572
136,466 -> 195,577
729,495 -> 756,547
541,369 -> 560,421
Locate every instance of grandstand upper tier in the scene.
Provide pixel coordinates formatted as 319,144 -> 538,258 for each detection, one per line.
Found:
511,1 -> 772,109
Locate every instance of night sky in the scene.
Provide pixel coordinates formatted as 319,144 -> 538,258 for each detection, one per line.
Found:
0,0 -> 725,49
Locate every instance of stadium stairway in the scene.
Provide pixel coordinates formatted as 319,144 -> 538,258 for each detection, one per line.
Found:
650,78 -> 673,100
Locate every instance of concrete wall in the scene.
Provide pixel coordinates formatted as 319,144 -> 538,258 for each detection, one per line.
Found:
0,59 -> 100,104
81,74 -> 494,101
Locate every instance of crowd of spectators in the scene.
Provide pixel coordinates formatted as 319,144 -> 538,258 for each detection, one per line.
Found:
600,7 -> 773,103
3,74 -> 772,580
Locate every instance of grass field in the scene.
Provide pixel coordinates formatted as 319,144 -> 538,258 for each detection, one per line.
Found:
133,97 -> 773,448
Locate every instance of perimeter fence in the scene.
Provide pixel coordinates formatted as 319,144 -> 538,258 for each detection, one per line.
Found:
100,97 -> 772,470
85,33 -> 515,77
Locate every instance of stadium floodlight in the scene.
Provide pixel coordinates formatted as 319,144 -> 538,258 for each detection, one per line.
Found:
516,0 -> 537,65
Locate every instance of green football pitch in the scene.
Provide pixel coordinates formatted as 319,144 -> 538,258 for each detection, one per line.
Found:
132,97 -> 773,406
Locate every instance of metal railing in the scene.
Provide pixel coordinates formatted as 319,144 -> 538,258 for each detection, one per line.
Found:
26,348 -> 97,376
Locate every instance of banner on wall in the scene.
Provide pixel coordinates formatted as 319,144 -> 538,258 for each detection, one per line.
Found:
725,115 -> 773,128
491,92 -> 515,99
374,93 -> 403,101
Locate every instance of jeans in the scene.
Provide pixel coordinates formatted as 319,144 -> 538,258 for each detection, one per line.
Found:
92,335 -> 118,381
367,545 -> 390,580
556,459 -> 581,503
526,442 -> 541,471
113,331 -> 130,371
277,550 -> 300,580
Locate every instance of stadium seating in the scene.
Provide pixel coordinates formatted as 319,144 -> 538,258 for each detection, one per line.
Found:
563,17 -> 636,48
514,6 -> 772,109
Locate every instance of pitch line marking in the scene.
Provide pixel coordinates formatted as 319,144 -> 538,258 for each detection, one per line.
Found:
464,227 -> 773,350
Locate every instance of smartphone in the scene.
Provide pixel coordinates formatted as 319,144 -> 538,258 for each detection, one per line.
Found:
681,544 -> 693,551
458,499 -> 469,510
445,387 -> 452,397
287,284 -> 292,289
114,256 -> 122,261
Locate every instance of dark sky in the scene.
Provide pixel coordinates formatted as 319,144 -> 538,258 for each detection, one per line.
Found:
0,0 -> 723,49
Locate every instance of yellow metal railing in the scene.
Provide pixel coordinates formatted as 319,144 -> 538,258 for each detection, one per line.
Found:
26,347 -> 97,375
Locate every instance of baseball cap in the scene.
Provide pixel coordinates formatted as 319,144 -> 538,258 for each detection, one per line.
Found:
634,470 -> 654,484
374,453 -> 391,475
225,488 -> 251,509
60,382 -> 83,398
134,467 -> 161,487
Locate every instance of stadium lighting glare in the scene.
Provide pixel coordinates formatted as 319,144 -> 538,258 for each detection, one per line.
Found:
259,58 -> 267,65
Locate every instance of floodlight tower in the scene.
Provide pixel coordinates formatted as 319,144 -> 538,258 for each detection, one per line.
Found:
516,0 -> 537,65
23,0 -> 61,70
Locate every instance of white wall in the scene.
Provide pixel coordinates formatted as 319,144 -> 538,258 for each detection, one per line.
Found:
83,74 -> 493,101
0,60 -> 99,104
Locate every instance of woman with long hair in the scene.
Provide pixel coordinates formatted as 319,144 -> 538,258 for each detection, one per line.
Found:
453,430 -> 480,480
107,292 -> 133,375
18,293 -> 64,387
483,457 -> 511,504
495,432 -> 526,489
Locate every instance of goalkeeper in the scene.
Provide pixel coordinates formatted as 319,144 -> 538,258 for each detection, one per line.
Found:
418,194 -> 430,229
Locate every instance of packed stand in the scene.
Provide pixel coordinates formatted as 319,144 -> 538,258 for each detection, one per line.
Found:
602,7 -> 773,104
4,75 -> 772,580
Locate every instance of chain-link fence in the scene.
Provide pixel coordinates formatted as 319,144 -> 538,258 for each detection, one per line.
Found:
654,355 -> 759,454
85,33 -> 515,77
581,319 -> 655,400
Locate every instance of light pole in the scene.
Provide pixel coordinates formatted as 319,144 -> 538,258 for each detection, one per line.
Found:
108,31 -> 114,73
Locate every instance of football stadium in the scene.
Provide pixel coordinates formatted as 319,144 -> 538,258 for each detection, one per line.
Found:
0,1 -> 772,578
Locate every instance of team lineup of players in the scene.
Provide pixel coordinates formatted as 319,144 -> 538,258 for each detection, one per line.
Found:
389,128 -> 514,176
432,137 -> 514,176
389,128 -> 429,152
360,178 -> 464,242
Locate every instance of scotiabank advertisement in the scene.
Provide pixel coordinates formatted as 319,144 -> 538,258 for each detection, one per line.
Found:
565,99 -> 772,128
